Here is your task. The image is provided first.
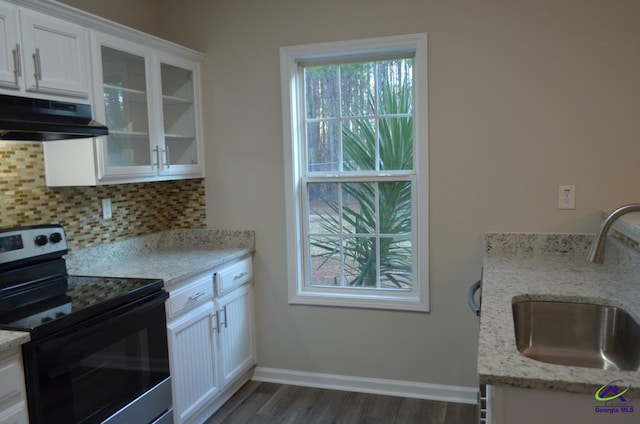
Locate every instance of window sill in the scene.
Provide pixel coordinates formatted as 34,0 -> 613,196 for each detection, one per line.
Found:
289,289 -> 429,312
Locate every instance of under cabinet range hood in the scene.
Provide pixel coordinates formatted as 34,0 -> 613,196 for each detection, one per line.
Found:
0,94 -> 108,141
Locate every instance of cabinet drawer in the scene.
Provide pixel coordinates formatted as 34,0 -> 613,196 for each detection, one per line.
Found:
215,257 -> 252,296
0,403 -> 28,424
167,274 -> 213,319
0,356 -> 23,402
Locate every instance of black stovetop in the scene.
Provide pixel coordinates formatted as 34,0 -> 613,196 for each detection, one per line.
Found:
0,275 -> 164,339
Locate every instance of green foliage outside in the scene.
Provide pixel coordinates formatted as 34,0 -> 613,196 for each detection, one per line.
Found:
309,61 -> 413,288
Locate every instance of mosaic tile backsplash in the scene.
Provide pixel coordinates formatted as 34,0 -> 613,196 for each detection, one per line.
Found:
0,142 -> 206,251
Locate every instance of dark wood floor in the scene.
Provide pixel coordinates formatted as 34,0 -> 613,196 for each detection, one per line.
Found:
205,381 -> 478,424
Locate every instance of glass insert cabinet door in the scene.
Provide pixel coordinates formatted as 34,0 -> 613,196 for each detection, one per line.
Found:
158,56 -> 201,174
93,33 -> 202,181
102,45 -> 152,168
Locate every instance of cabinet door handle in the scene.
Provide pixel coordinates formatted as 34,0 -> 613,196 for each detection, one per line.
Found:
233,272 -> 248,281
12,44 -> 22,82
215,310 -> 221,333
32,48 -> 42,84
221,306 -> 228,329
211,313 -> 218,333
188,292 -> 206,302
162,147 -> 170,169
152,146 -> 159,169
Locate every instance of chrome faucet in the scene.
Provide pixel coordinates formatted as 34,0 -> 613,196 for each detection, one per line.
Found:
587,203 -> 640,264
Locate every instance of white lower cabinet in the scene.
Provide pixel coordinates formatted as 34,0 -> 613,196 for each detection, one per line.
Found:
166,257 -> 255,424
216,284 -> 255,388
167,301 -> 220,424
0,348 -> 28,424
488,384 -> 638,424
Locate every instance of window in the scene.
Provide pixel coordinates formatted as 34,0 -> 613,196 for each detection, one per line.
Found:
280,34 -> 428,311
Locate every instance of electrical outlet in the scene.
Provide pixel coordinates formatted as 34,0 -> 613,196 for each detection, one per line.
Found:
558,185 -> 575,209
102,198 -> 112,219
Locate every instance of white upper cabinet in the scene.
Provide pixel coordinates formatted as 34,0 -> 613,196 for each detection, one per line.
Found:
89,33 -> 203,183
41,5 -> 205,186
0,1 -> 90,99
19,8 -> 90,97
0,2 -> 20,89
157,53 -> 203,178
92,33 -> 158,181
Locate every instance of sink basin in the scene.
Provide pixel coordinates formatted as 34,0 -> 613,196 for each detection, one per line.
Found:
512,300 -> 640,370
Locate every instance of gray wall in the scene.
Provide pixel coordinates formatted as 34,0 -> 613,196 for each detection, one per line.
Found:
65,0 -> 640,389
59,0 -> 161,36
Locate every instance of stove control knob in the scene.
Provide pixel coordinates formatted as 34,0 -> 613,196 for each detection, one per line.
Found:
49,232 -> 63,243
35,235 -> 49,246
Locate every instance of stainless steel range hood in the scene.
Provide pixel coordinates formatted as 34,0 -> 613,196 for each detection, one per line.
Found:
0,94 -> 108,141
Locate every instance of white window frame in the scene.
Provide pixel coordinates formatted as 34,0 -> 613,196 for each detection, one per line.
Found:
280,34 -> 429,312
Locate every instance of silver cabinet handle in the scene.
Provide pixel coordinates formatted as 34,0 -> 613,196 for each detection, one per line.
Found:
152,146 -> 159,169
468,280 -> 482,317
215,310 -> 221,333
12,44 -> 22,82
32,48 -> 42,85
162,147 -> 170,169
233,272 -> 248,281
188,292 -> 206,302
221,306 -> 228,328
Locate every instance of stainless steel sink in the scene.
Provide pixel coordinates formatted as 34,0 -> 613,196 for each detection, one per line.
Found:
512,300 -> 640,370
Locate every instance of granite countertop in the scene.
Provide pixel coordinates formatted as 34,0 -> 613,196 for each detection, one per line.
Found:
68,248 -> 253,287
478,233 -> 640,396
0,330 -> 30,354
65,229 -> 255,287
0,229 -> 256,353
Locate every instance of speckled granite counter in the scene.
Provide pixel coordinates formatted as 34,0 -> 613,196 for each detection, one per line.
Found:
478,233 -> 640,396
65,229 -> 255,287
0,330 -> 29,353
0,230 -> 253,353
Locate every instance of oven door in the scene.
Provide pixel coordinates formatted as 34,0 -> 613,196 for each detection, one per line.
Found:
22,290 -> 171,424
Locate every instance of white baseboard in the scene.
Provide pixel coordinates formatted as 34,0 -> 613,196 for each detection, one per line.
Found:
252,367 -> 478,405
